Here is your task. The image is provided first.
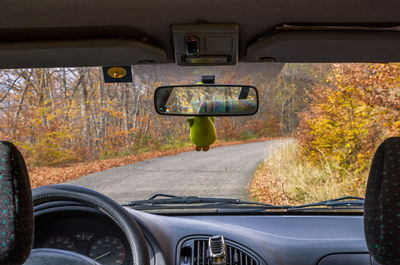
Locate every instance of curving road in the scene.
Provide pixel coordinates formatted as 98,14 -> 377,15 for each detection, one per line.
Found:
69,139 -> 290,203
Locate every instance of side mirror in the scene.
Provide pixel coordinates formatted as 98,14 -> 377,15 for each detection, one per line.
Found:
154,84 -> 258,116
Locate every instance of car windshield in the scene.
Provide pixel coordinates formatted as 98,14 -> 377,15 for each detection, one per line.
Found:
0,63 -> 396,211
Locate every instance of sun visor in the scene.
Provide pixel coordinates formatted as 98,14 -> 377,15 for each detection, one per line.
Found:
0,38 -> 168,69
246,30 -> 400,63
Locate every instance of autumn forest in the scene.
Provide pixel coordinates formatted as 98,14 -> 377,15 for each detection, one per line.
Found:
1,63 -> 399,202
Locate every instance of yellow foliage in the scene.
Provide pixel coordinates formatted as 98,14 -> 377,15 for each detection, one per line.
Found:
299,63 -> 400,181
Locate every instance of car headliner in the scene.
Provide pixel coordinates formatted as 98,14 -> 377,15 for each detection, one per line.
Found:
0,0 -> 399,67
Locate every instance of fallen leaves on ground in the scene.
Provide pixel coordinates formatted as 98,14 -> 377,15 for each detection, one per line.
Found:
249,161 -> 289,205
30,137 -> 281,189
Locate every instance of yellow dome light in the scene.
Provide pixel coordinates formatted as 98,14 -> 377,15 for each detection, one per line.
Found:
107,67 -> 127,79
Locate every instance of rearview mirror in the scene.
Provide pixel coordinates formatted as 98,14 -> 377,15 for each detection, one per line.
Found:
154,85 -> 258,116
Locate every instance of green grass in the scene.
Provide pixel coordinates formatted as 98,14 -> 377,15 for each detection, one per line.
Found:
99,140 -> 192,160
239,131 -> 260,140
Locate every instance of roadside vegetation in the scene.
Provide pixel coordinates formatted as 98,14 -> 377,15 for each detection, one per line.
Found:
250,142 -> 366,205
251,63 -> 400,205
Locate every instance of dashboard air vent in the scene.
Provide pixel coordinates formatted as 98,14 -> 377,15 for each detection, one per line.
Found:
209,235 -> 226,257
191,239 -> 259,265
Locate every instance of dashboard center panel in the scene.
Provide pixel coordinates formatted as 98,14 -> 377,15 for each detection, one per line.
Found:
177,235 -> 265,265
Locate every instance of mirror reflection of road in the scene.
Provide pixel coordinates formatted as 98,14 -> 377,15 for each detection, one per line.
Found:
69,140 -> 291,203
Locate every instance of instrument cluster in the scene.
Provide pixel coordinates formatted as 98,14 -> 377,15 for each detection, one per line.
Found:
34,210 -> 132,265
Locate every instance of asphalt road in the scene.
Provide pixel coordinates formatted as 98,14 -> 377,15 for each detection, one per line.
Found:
69,139 -> 290,203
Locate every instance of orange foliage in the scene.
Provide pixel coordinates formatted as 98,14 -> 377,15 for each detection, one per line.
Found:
298,63 -> 400,176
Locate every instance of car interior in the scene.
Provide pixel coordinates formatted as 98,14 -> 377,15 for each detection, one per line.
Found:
1,0 -> 400,265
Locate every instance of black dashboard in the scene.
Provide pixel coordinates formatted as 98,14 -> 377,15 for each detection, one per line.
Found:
131,210 -> 372,265
33,203 -> 373,265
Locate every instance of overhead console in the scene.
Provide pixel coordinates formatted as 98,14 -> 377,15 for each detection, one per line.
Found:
246,25 -> 400,63
172,24 -> 239,66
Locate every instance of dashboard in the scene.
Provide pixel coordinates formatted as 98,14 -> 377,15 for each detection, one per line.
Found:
33,203 -> 373,265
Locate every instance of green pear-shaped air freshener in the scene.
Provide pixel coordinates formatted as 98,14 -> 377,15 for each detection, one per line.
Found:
186,116 -> 216,151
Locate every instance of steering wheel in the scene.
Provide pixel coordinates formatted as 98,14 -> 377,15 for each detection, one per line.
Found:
24,185 -> 149,265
